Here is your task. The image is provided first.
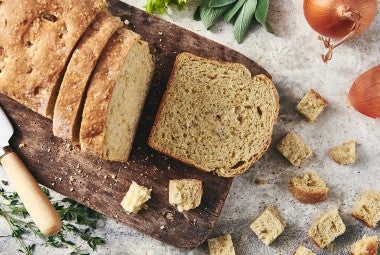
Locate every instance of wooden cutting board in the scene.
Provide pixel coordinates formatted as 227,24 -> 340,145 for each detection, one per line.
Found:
0,0 -> 270,249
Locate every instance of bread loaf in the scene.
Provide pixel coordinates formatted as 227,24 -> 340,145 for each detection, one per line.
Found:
148,53 -> 279,177
0,0 -> 106,118
53,11 -> 123,142
80,28 -> 155,161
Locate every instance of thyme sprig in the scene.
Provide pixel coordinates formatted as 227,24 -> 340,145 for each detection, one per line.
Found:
0,181 -> 105,255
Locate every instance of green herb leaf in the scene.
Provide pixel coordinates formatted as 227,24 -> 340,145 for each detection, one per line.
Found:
145,0 -> 187,14
224,0 -> 247,22
194,6 -> 201,21
1,180 -> 8,186
234,0 -> 257,43
200,2 -> 231,29
255,0 -> 273,33
208,0 -> 237,8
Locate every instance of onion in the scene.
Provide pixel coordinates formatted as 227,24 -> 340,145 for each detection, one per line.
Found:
348,65 -> 380,118
303,0 -> 378,62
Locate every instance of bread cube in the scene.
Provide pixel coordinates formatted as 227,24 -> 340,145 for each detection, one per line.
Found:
308,208 -> 346,249
329,140 -> 357,165
169,179 -> 203,212
296,89 -> 328,122
289,171 -> 328,204
250,206 -> 286,245
207,234 -> 236,255
352,189 -> 380,228
351,235 -> 378,255
293,246 -> 316,255
276,132 -> 312,166
120,181 -> 151,214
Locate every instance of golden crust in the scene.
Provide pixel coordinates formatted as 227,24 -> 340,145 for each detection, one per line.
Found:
53,11 -> 123,142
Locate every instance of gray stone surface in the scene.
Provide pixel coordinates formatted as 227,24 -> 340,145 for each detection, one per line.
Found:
1,0 -> 379,254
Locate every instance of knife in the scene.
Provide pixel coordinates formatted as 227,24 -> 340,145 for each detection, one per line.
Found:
0,106 -> 62,236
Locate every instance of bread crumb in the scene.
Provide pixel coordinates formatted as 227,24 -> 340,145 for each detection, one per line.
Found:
165,212 -> 174,220
169,179 -> 203,212
276,132 -> 312,166
293,246 -> 316,255
352,189 -> 380,228
254,178 -> 267,185
18,143 -> 26,148
329,140 -> 357,165
296,89 -> 328,122
289,171 -> 328,204
120,181 -> 151,214
308,208 -> 346,249
69,188 -> 74,192
250,206 -> 286,245
351,235 -> 378,255
208,234 -> 235,255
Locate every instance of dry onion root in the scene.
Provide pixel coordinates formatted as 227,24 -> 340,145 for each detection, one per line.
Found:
303,0 -> 378,63
349,65 -> 380,118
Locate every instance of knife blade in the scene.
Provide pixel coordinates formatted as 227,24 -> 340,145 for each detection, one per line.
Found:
0,106 -> 62,236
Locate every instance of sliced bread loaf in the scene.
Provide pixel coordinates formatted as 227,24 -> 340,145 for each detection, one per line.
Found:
53,11 -> 123,142
148,53 -> 279,177
0,0 -> 106,118
80,28 -> 155,162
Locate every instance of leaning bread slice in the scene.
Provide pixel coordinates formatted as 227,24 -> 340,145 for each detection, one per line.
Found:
148,53 -> 279,177
80,28 -> 155,161
0,0 -> 106,118
53,11 -> 123,142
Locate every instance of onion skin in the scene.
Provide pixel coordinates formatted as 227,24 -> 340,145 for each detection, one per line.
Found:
304,0 -> 378,39
349,65 -> 380,118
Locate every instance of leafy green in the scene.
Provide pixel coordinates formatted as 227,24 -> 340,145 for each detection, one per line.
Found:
0,182 -> 105,254
255,0 -> 273,33
224,0 -> 247,22
200,1 -> 232,29
208,0 -> 237,8
234,0 -> 257,43
145,0 -> 187,14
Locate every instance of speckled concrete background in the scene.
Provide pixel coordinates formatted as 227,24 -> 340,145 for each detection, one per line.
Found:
0,0 -> 379,254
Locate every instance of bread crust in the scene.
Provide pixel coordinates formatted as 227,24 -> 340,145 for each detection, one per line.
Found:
148,53 -> 279,177
0,0 -> 107,118
53,11 -> 123,142
79,28 -> 141,160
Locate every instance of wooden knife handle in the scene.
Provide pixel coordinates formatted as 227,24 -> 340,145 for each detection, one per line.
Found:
1,150 -> 62,236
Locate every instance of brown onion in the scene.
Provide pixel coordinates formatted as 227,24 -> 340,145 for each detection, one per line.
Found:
304,0 -> 378,62
348,65 -> 380,118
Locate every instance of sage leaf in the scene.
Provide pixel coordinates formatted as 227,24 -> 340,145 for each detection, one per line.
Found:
255,0 -> 273,33
209,0 -> 237,8
234,0 -> 257,43
194,6 -> 201,21
224,0 -> 246,22
200,2 -> 231,29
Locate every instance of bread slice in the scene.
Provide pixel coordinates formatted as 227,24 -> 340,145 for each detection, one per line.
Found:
80,28 -> 154,161
276,132 -> 312,166
329,140 -> 357,165
207,234 -> 236,255
168,179 -> 203,212
351,235 -> 378,255
296,89 -> 328,122
148,53 -> 279,177
308,208 -> 346,249
0,0 -> 106,118
289,171 -> 328,204
293,246 -> 316,255
250,206 -> 286,245
352,189 -> 380,228
53,11 -> 123,142
120,181 -> 151,214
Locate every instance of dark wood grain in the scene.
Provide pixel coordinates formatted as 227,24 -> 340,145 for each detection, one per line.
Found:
0,1 -> 269,249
